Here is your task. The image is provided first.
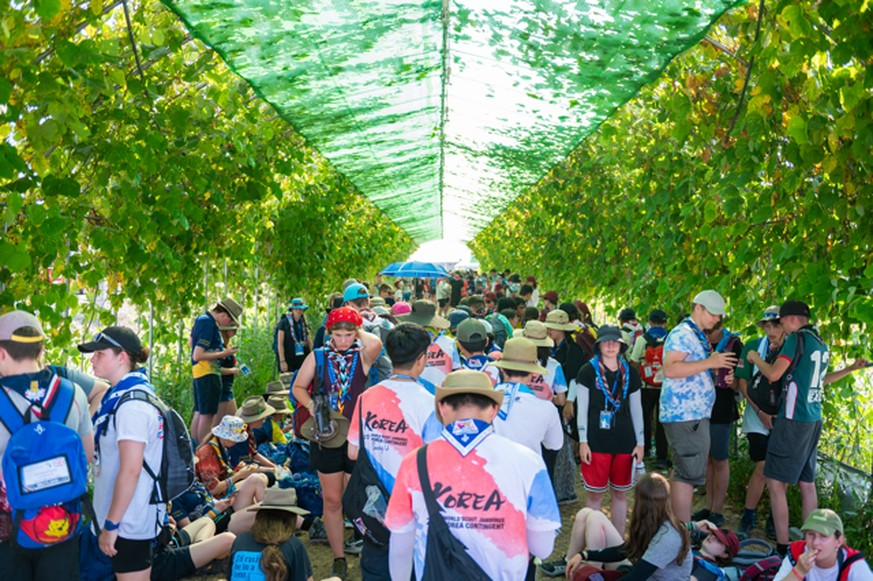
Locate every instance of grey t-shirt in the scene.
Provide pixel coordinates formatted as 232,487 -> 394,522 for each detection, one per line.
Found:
643,522 -> 693,580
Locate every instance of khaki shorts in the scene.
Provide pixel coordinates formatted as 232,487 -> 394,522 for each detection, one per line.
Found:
663,419 -> 710,485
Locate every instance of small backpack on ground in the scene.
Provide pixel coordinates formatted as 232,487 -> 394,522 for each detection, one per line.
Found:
738,555 -> 783,581
0,374 -> 88,549
107,389 -> 195,505
641,332 -> 665,387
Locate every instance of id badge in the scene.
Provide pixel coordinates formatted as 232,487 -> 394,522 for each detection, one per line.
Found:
599,410 -> 613,430
295,343 -> 305,356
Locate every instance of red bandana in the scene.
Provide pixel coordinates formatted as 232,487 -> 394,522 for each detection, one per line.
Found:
327,307 -> 363,330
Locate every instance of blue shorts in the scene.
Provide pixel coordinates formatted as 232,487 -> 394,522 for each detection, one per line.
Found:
193,375 -> 222,414
220,377 -> 235,402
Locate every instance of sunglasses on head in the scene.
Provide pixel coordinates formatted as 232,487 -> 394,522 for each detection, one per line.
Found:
95,332 -> 123,349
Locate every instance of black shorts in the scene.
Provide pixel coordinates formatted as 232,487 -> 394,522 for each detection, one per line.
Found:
309,440 -> 355,474
112,536 -> 154,574
0,535 -> 80,580
151,545 -> 195,581
220,378 -> 235,402
193,375 -> 222,414
747,432 -> 769,463
764,419 -> 822,484
438,298 -> 449,308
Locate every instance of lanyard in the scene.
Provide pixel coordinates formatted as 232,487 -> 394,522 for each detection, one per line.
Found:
591,355 -> 629,413
390,374 -> 423,386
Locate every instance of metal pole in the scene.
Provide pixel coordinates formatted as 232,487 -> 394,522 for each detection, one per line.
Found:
253,266 -> 260,334
148,300 -> 154,378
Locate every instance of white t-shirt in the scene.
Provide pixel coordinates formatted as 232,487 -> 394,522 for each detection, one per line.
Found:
94,395 -> 165,540
775,551 -> 873,581
527,357 -> 567,401
421,334 -> 461,388
492,382 -> 563,454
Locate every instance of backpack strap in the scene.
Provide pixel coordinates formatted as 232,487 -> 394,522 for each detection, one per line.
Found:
314,348 -> 326,396
0,385 -> 25,435
416,445 -> 442,519
44,376 -> 74,424
837,548 -> 864,581
0,373 -> 67,433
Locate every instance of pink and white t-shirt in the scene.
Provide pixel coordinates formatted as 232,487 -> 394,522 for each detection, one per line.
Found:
420,333 -> 461,388
347,379 -> 443,493
461,354 -> 501,386
385,420 -> 561,581
526,357 -> 568,401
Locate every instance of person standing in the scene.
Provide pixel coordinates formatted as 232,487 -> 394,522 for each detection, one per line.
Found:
190,298 -> 243,445
660,290 -> 737,522
79,326 -> 164,581
628,309 -> 670,466
385,370 -> 561,580
0,311 -> 94,580
398,300 -> 458,392
277,298 -> 312,374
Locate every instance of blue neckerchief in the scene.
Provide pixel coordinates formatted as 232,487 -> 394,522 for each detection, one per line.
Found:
390,374 -> 423,386
550,339 -> 565,358
463,354 -> 490,371
93,369 -> 153,451
495,381 -> 534,420
646,326 -> 668,340
0,368 -> 53,402
714,329 -> 737,353
591,355 -> 629,413
683,317 -> 712,357
441,418 -> 493,457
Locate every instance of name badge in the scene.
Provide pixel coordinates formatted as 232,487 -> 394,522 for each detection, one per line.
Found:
295,343 -> 305,356
599,410 -> 613,430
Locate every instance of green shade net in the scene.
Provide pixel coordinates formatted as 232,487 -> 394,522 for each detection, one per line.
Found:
161,0 -> 743,242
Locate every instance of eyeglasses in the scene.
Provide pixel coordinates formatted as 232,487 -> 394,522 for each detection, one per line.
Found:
95,332 -> 123,349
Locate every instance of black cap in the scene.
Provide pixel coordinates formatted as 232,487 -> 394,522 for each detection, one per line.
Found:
779,300 -> 811,319
619,308 -> 637,322
78,325 -> 143,353
648,309 -> 668,324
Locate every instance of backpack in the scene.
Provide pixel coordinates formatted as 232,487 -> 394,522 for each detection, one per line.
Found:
416,446 -> 491,581
641,332 -> 665,387
621,324 -> 644,352
788,540 -> 864,581
0,373 -> 88,549
487,313 -> 509,349
714,331 -> 741,388
342,405 -> 391,546
106,389 -> 195,505
574,326 -> 597,361
748,343 -> 783,416
738,555 -> 783,581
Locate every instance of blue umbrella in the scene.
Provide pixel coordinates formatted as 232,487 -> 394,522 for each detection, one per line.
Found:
380,261 -> 450,278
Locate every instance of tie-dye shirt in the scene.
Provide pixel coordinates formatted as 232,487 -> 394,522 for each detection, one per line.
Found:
347,378 -> 443,493
526,357 -> 568,401
420,334 -> 462,388
660,321 -> 715,423
385,421 -> 561,581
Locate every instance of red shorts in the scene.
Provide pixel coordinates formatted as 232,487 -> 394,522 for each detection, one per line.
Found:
580,452 -> 635,492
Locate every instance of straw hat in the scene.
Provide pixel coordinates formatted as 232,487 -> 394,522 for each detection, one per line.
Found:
514,320 -> 554,347
247,487 -> 310,516
218,297 -> 243,326
237,396 -> 275,423
492,338 -> 548,375
543,309 -> 577,331
399,300 -> 449,329
435,370 -> 504,423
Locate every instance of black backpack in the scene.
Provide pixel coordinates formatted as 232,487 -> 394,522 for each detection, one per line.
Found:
749,345 -> 785,415
416,446 -> 491,581
107,390 -> 195,505
342,405 -> 391,546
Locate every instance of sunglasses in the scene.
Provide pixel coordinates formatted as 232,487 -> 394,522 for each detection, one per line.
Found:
95,332 -> 123,349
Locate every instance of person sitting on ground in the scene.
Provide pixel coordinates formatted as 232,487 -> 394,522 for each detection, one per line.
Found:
151,515 -> 236,581
262,395 -> 293,444
774,508 -> 872,581
230,396 -> 279,477
543,473 -> 693,580
195,415 -> 269,506
169,477 -> 257,536
691,527 -> 740,581
228,488 -> 330,581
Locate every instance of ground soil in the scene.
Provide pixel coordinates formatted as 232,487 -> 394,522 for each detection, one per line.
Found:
184,458 -> 748,581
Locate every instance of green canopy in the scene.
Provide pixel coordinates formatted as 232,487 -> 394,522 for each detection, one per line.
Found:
162,0 -> 743,242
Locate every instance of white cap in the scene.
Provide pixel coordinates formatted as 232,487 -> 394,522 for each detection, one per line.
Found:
692,290 -> 726,316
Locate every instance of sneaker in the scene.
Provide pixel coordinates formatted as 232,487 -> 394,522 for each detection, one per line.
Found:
738,515 -> 755,539
332,557 -> 348,580
539,557 -> 567,578
557,494 -> 578,506
343,537 -> 363,555
308,517 -> 327,543
766,514 -> 776,539
344,518 -> 353,529
691,508 -> 712,522
708,512 -> 726,527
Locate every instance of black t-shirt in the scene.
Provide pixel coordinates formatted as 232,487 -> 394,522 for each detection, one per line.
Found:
228,532 -> 313,581
449,278 -> 463,305
553,339 -> 587,388
710,335 -> 743,424
576,361 -> 642,454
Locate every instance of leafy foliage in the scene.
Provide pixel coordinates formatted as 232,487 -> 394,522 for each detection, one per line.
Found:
472,0 -> 872,468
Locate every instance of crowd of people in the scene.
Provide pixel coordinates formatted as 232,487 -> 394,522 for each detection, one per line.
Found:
0,270 -> 871,581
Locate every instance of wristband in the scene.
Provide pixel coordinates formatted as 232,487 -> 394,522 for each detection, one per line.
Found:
104,519 -> 120,531
792,566 -> 805,579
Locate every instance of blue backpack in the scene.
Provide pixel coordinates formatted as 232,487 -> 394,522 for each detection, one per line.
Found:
0,373 -> 89,549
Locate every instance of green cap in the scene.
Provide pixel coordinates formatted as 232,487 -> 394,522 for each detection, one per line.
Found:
801,509 -> 843,536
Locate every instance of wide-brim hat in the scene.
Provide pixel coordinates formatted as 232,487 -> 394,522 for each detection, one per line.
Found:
265,380 -> 289,397
237,395 -> 275,423
218,297 -> 244,325
399,300 -> 449,329
435,370 -> 504,423
247,487 -> 309,516
212,415 -> 248,443
266,395 -> 292,415
543,309 -> 576,331
757,305 -> 781,327
278,372 -> 295,387
492,337 -> 548,375
594,325 -> 628,354
300,410 -> 350,448
289,298 -> 308,311
515,320 -> 554,347
369,296 -> 386,308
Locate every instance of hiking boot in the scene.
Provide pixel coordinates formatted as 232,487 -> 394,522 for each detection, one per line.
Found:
708,512 -> 726,527
691,508 -> 712,522
738,514 -> 755,539
308,517 -> 327,543
343,537 -> 363,555
332,557 -> 348,580
766,514 -> 776,539
539,557 -> 567,578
